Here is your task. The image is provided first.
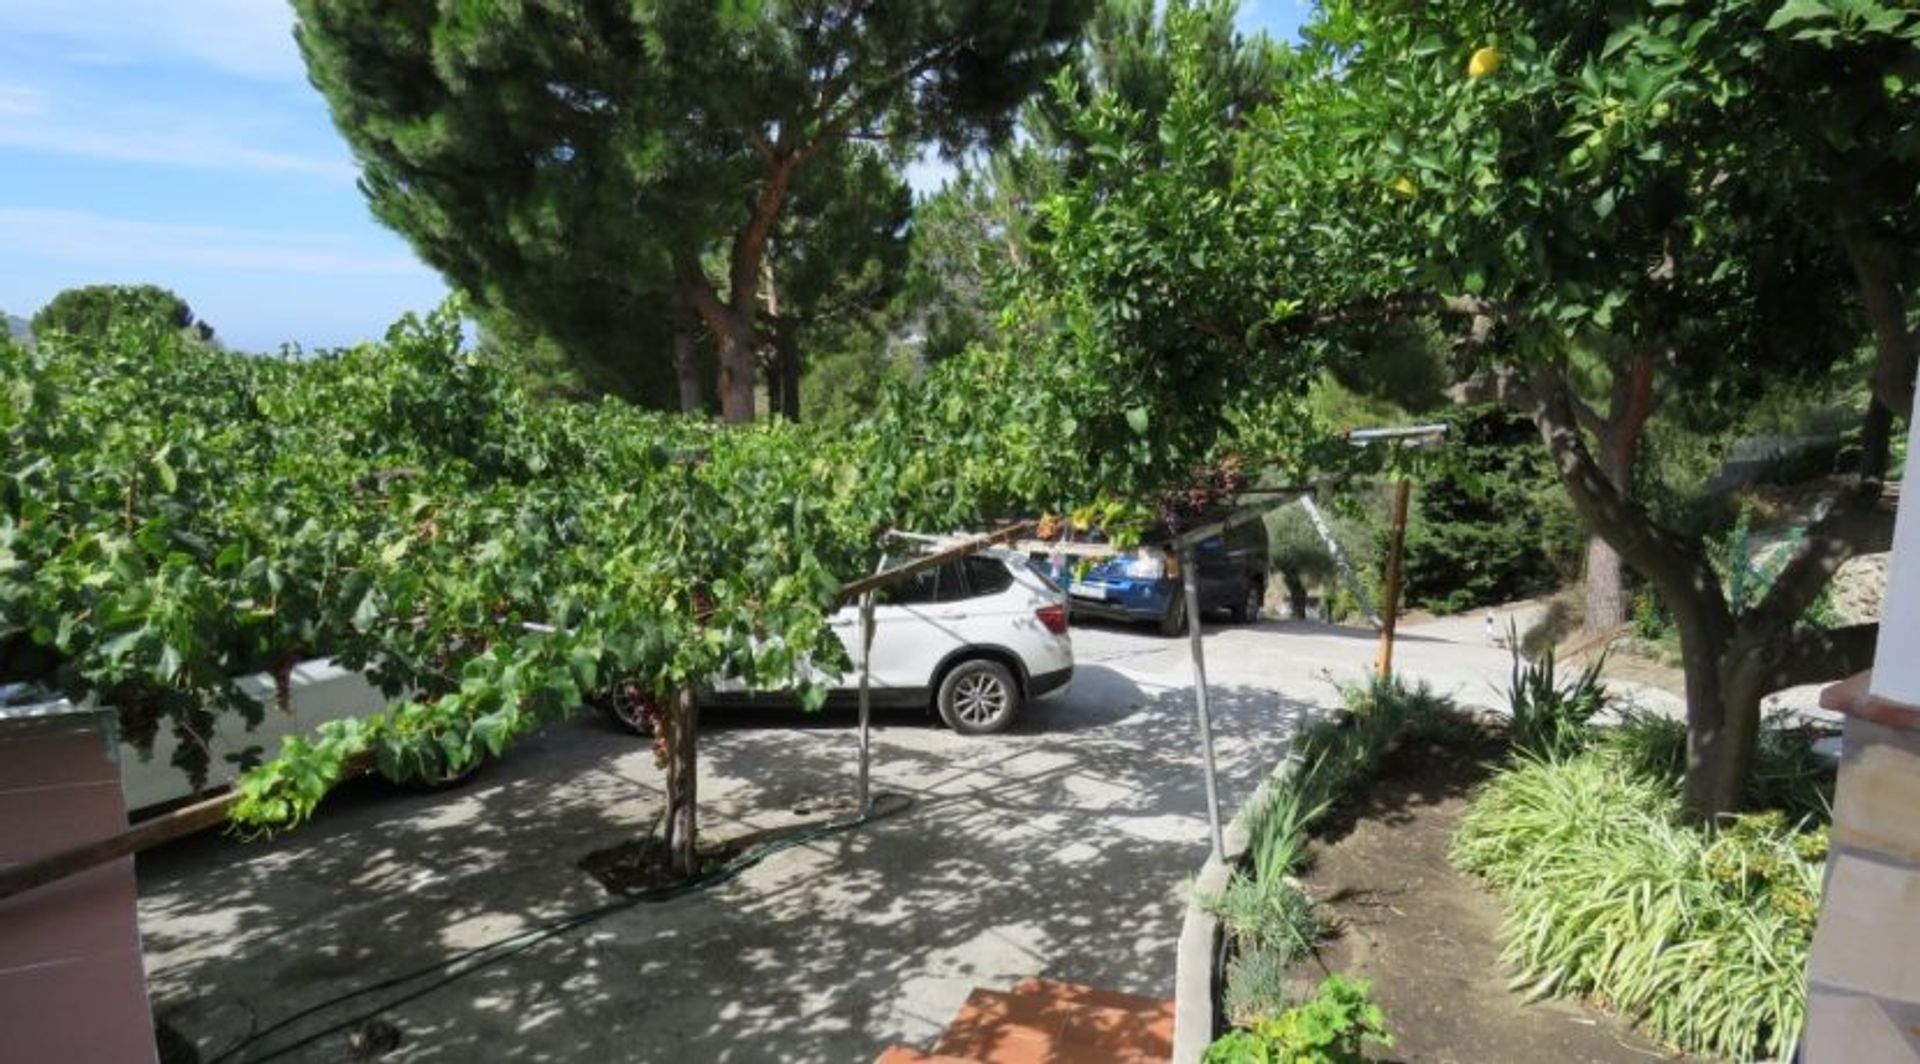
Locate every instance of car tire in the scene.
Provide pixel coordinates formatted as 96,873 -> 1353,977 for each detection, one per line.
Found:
936,658 -> 1021,735
1232,581 -> 1263,624
592,682 -> 656,737
1158,593 -> 1188,637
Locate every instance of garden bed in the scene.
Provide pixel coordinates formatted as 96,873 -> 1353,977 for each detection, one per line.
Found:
1283,726 -> 1674,1063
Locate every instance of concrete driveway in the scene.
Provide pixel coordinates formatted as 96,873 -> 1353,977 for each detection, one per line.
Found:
136,617 -> 1677,1063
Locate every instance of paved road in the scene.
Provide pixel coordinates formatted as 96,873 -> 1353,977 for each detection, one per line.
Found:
136,616 -> 1677,1063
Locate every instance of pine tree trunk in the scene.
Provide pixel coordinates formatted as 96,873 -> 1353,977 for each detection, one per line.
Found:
662,687 -> 699,877
715,318 -> 758,424
776,330 -> 801,421
672,300 -> 703,415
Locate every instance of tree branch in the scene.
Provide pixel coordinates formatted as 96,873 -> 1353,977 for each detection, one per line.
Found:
1748,482 -> 1896,631
1528,363 -> 1727,626
1749,623 -> 1880,696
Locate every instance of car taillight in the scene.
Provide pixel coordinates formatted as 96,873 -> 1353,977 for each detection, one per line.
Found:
1035,603 -> 1069,634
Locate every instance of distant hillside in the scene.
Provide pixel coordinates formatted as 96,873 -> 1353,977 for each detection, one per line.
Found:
4,315 -> 27,342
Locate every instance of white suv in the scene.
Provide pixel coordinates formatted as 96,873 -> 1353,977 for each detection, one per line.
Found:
605,550 -> 1074,735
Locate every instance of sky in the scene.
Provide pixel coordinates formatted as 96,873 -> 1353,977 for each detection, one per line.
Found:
0,1 -> 1310,353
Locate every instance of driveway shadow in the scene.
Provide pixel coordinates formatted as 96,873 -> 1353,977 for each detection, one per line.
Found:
138,664 -> 1332,1063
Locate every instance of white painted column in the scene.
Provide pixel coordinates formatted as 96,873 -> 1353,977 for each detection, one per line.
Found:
1803,379 -> 1920,1062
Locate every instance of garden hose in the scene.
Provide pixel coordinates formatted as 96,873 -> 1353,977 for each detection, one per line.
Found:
209,791 -> 914,1064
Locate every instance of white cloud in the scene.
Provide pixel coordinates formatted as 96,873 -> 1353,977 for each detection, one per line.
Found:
0,0 -> 302,82
0,120 -> 355,179
0,209 -> 426,277
0,84 -> 47,116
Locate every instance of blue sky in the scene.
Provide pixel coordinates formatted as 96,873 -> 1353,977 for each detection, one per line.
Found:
0,1 -> 1310,352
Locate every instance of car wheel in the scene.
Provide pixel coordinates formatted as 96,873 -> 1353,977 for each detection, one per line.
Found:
1158,593 -> 1188,637
593,682 -> 656,737
937,659 -> 1021,735
1233,582 -> 1263,624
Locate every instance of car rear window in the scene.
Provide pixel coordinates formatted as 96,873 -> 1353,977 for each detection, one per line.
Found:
964,555 -> 1014,597
877,560 -> 970,605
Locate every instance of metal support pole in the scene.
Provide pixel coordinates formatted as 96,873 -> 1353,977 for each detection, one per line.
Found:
857,588 -> 875,813
1181,546 -> 1227,861
1376,479 -> 1412,679
1299,495 -> 1380,627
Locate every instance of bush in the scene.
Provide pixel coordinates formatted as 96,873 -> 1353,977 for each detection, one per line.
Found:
1291,674 -> 1456,813
1399,406 -> 1583,615
1222,944 -> 1297,1030
1504,634 -> 1609,760
1452,747 -> 1824,1060
1205,976 -> 1393,1064
1602,708 -> 1834,823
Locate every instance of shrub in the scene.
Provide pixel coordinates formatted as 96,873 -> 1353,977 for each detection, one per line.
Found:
1504,633 -> 1608,760
1204,751 -> 1330,967
1205,975 -> 1393,1064
1452,749 -> 1823,1060
1603,707 -> 1834,822
1207,868 -> 1322,962
1222,944 -> 1299,1029
1292,674 -> 1456,812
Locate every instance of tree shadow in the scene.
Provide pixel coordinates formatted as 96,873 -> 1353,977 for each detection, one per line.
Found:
136,655 -> 1349,1063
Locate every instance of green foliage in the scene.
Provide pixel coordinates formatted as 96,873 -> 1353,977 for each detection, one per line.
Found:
1206,869 -> 1322,967
10,297 -> 1269,826
1401,408 -> 1582,615
1221,946 -> 1295,1031
1205,976 -> 1392,1064
1603,708 -> 1835,823
32,285 -> 212,344
1205,780 -> 1327,968
292,0 -> 1089,412
1292,675 -> 1455,813
1453,747 -> 1827,1060
1211,678 -> 1458,1043
1505,636 -> 1609,760
798,329 -> 914,427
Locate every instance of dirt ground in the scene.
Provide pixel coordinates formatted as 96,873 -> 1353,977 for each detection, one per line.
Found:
1285,731 -> 1685,1063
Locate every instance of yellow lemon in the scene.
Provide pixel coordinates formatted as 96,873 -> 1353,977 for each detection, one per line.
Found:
1390,176 -> 1419,200
1468,46 -> 1502,79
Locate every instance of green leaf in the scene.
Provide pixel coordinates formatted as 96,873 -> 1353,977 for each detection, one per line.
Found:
1765,0 -> 1834,31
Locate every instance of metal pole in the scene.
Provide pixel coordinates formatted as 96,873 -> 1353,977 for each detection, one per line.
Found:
1181,545 -> 1227,861
1299,495 -> 1380,627
857,588 -> 875,813
1376,479 -> 1412,679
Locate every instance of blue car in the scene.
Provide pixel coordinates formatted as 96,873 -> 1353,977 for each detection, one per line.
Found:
1064,520 -> 1269,636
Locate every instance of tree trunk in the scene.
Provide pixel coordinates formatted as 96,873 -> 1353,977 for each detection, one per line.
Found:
714,317 -> 759,423
671,299 -> 704,415
775,327 -> 801,422
1675,609 -> 1748,821
1583,354 -> 1657,632
1838,217 -> 1918,422
662,687 -> 699,877
1281,570 -> 1308,619
1859,397 -> 1895,480
1583,536 -> 1630,632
